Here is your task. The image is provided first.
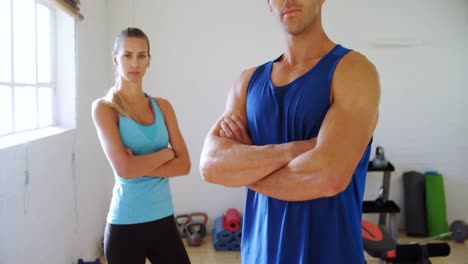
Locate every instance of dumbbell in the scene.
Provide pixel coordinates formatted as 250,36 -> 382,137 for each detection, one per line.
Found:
411,220 -> 468,244
175,214 -> 190,237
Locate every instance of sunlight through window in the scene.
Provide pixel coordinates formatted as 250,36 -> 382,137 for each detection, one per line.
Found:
13,0 -> 36,84
1,0 -> 57,137
37,4 -> 52,83
14,86 -> 37,132
0,0 -> 11,82
38,87 -> 53,127
0,86 -> 13,135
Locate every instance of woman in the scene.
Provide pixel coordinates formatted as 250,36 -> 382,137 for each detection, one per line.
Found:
92,27 -> 191,264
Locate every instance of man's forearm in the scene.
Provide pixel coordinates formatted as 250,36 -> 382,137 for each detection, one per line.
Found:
199,136 -> 297,187
248,145 -> 350,201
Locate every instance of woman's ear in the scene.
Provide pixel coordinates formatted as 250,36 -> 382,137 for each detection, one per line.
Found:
267,0 -> 272,13
112,52 -> 118,66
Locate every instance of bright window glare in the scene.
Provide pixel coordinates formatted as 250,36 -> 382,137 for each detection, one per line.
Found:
1,0 -> 58,137
14,86 -> 37,132
0,0 -> 12,82
38,87 -> 53,127
0,86 -> 13,135
37,4 -> 52,83
13,0 -> 36,84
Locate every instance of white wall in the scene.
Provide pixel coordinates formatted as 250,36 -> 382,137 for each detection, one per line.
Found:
74,0 -> 113,260
0,131 -> 79,264
106,0 -> 468,229
0,0 -> 112,263
322,0 -> 468,226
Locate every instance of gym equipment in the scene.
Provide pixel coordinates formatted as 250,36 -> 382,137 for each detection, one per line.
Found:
213,215 -> 243,251
185,222 -> 206,246
364,160 -> 399,239
403,171 -> 428,236
77,259 -> 100,264
230,239 -> 241,251
187,212 -> 208,238
212,229 -> 230,251
372,146 -> 388,169
410,220 -> 468,244
362,220 -> 451,263
375,187 -> 385,207
175,214 -> 189,237
234,229 -> 242,241
213,216 -> 234,242
222,208 -> 241,232
425,172 -> 449,237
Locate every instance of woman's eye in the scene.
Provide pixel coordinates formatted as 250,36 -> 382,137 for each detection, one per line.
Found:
138,55 -> 146,59
124,54 -> 131,58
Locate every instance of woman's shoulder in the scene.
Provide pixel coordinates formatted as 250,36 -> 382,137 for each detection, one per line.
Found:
150,96 -> 177,118
92,97 -> 119,120
151,96 -> 173,109
92,97 -> 113,110
92,97 -> 108,111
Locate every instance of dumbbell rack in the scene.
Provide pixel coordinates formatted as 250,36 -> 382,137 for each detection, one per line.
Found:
363,161 -> 400,240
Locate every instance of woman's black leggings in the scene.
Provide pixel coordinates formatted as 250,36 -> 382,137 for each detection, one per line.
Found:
104,215 -> 191,264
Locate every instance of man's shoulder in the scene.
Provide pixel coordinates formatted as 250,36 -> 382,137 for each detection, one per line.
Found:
333,50 -> 380,98
234,66 -> 259,92
339,50 -> 377,75
239,66 -> 258,81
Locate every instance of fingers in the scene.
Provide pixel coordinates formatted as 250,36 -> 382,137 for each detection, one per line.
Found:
231,114 -> 253,145
220,120 -> 236,140
219,114 -> 253,145
223,116 -> 244,142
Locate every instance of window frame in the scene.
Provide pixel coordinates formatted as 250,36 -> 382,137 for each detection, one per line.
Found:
0,0 -> 57,137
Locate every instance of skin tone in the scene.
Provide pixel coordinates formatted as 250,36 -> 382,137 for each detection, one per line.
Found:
199,0 -> 380,201
92,36 -> 190,179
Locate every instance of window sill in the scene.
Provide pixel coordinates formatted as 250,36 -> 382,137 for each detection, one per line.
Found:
0,127 -> 74,150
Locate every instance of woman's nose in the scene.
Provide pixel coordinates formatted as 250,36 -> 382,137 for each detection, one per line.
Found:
130,59 -> 137,68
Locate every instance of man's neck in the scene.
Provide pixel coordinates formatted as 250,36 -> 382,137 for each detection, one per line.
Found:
281,14 -> 334,65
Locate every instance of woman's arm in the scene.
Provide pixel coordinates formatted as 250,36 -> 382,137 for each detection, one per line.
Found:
145,98 -> 191,177
91,99 -> 175,179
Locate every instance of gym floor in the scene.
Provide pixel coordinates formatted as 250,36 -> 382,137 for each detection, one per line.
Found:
175,232 -> 468,264
101,231 -> 468,264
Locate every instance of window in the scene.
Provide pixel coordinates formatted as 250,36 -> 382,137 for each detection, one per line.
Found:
0,0 -> 55,136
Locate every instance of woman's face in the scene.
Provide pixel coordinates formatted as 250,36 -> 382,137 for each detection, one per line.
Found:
113,37 -> 150,83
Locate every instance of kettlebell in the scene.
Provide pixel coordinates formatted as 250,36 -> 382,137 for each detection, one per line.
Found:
185,222 -> 206,247
187,212 -> 208,238
373,146 -> 388,169
175,214 -> 189,237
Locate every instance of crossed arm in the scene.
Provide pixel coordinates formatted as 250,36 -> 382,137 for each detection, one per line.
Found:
199,52 -> 380,201
92,97 -> 190,179
199,68 -> 316,187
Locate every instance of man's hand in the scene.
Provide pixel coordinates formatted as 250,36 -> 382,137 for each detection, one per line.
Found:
219,114 -> 253,145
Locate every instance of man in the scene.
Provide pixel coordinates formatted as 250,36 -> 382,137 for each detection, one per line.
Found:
199,0 -> 380,263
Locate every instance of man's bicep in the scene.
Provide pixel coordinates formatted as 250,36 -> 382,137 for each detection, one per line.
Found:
315,55 -> 380,175
211,68 -> 256,136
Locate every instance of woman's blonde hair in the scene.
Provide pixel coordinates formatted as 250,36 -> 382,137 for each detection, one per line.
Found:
104,27 -> 151,116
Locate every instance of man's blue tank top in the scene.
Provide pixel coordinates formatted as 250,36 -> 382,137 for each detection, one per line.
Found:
107,95 -> 174,225
243,45 -> 371,264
